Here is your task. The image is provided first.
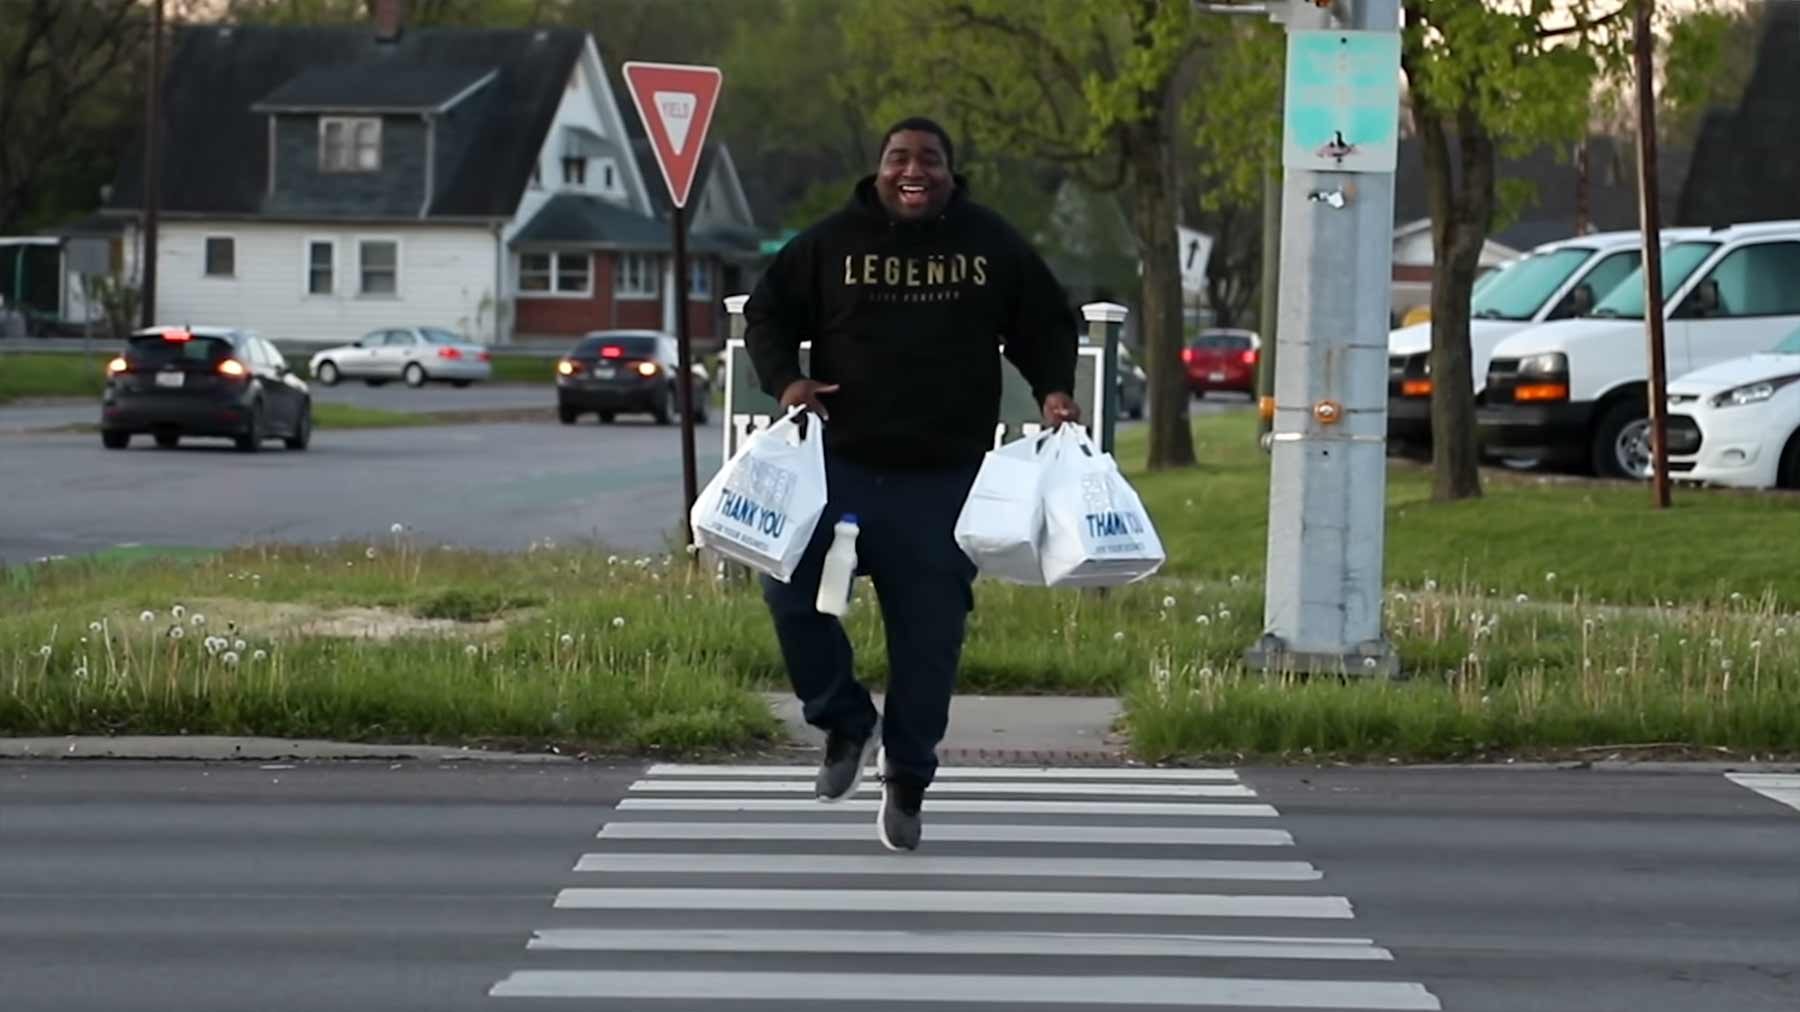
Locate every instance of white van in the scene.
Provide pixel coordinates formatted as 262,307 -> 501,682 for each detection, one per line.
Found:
1386,229 -> 1701,449
1478,220 -> 1800,478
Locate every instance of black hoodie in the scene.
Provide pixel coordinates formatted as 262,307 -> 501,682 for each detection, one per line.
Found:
743,174 -> 1078,469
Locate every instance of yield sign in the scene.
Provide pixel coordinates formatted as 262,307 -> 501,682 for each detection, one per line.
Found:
623,61 -> 723,209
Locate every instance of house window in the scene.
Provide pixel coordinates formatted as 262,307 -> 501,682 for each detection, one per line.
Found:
562,157 -> 586,186
518,252 -> 590,295
358,239 -> 398,295
600,159 -> 617,192
322,117 -> 381,172
615,252 -> 659,299
306,239 -> 334,295
688,258 -> 711,299
204,236 -> 235,277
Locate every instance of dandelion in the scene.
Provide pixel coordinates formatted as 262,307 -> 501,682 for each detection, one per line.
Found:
169,626 -> 185,640
190,613 -> 206,627
635,557 -> 650,568
172,604 -> 186,619
88,621 -> 103,633
1731,592 -> 1744,603
1615,667 -> 1627,677
559,633 -> 574,648
1218,609 -> 1231,621
1195,615 -> 1211,626
1229,574 -> 1243,587
140,610 -> 155,623
204,637 -> 221,656
1751,640 -> 1763,651
1710,638 -> 1723,650
390,522 -> 405,534
222,651 -> 240,667
464,644 -> 479,657
234,639 -> 246,652
1469,653 -> 1481,665
1112,631 -> 1125,642
365,547 -> 378,560
1545,572 -> 1558,583
1394,592 -> 1409,604
1722,658 -> 1734,671
74,666 -> 89,680
612,616 -> 627,629
1199,666 -> 1215,679
607,555 -> 620,565
251,574 -> 262,583
1162,596 -> 1177,609
1424,579 -> 1439,592
1363,657 -> 1378,670
37,645 -> 52,658
1471,611 -> 1485,624
252,649 -> 269,662
1778,627 -> 1789,638
1515,594 -> 1529,605
1584,619 -> 1595,633
685,543 -> 699,556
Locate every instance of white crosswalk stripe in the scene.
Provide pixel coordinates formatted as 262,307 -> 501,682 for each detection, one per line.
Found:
1726,772 -> 1800,813
489,763 -> 1441,1010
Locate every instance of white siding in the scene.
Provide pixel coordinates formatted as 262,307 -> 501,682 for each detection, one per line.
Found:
140,221 -> 502,345
510,40 -> 649,244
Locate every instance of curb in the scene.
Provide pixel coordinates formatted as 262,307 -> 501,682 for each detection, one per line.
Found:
0,736 -> 571,763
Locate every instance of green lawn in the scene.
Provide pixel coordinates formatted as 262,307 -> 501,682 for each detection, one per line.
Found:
0,353 -> 109,404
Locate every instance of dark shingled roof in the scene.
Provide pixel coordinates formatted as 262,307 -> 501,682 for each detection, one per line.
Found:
104,24 -> 586,220
253,64 -> 497,113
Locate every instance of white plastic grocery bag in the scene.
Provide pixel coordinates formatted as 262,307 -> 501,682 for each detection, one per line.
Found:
690,406 -> 827,583
954,431 -> 1055,585
1038,425 -> 1165,587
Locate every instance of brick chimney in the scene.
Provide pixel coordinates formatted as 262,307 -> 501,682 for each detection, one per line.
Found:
373,0 -> 405,43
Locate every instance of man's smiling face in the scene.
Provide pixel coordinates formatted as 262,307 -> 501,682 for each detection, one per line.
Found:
875,129 -> 952,222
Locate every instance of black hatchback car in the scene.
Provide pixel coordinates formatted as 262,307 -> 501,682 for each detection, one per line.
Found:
101,326 -> 312,452
555,330 -> 710,425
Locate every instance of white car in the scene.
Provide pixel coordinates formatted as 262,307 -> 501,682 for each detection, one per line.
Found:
1665,324 -> 1800,489
1387,228 -> 1704,450
308,326 -> 493,388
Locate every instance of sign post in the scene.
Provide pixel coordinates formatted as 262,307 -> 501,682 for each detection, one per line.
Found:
623,60 -> 724,549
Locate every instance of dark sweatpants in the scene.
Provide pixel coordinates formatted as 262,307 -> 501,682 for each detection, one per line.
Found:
761,451 -> 980,786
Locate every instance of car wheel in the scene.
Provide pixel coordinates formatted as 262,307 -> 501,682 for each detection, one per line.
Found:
1778,431 -> 1800,490
235,403 -> 264,453
598,411 -> 616,424
404,363 -> 427,388
101,430 -> 129,450
284,404 -> 312,451
154,433 -> 180,449
652,387 -> 674,426
1591,401 -> 1651,480
450,379 -> 471,389
558,405 -> 579,425
314,361 -> 340,386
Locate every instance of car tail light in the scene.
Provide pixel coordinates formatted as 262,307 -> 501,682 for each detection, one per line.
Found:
218,359 -> 248,378
557,359 -> 580,376
477,351 -> 491,362
1515,382 -> 1569,403
163,331 -> 191,342
107,356 -> 127,374
1181,348 -> 1195,364
635,361 -> 660,378
437,347 -> 463,360
601,346 -> 624,359
1241,349 -> 1258,366
1402,379 -> 1433,397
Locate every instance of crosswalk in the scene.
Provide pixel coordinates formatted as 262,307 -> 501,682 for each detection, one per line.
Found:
1726,772 -> 1800,813
489,763 -> 1441,1010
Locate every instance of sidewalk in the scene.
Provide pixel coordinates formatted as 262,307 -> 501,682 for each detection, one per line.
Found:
0,694 -> 1128,764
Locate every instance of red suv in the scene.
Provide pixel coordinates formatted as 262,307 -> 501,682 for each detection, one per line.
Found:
1183,329 -> 1261,398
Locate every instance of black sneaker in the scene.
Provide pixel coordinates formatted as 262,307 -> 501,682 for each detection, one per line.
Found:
878,771 -> 926,852
815,721 -> 878,803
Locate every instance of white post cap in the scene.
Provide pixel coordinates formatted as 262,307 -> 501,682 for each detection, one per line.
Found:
723,294 -> 750,315
1082,301 -> 1130,324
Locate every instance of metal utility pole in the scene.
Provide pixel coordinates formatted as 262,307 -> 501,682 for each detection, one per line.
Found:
139,0 -> 164,327
1245,0 -> 1402,677
672,202 -> 701,546
1633,0 -> 1672,509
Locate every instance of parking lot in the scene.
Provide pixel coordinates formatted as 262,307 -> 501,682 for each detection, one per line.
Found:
0,384 -> 1237,566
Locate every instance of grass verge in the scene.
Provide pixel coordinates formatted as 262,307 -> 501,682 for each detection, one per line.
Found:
0,353 -> 109,404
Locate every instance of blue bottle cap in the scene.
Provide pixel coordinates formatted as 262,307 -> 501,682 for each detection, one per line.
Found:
841,513 -> 859,525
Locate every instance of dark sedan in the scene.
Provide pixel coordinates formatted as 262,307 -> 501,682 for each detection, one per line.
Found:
101,326 -> 312,452
555,330 -> 709,426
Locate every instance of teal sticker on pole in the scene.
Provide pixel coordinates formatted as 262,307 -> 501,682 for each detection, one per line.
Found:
1282,30 -> 1402,174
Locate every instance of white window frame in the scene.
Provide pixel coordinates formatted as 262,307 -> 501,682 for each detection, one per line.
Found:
356,236 -> 401,297
321,116 -> 381,173
688,256 -> 712,301
517,251 -> 592,298
303,237 -> 336,296
615,252 -> 659,301
202,234 -> 236,278
562,156 -> 586,187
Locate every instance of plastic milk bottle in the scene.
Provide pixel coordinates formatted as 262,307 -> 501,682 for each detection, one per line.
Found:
814,514 -> 860,616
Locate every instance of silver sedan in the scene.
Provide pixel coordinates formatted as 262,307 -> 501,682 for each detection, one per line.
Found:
308,326 -> 493,388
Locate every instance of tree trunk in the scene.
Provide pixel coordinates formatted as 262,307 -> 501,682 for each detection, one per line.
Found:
1415,102 -> 1491,502
1127,121 -> 1195,470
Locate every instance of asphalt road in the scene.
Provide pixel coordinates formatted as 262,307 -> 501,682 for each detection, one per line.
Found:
0,761 -> 1793,1012
0,389 -> 1245,565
